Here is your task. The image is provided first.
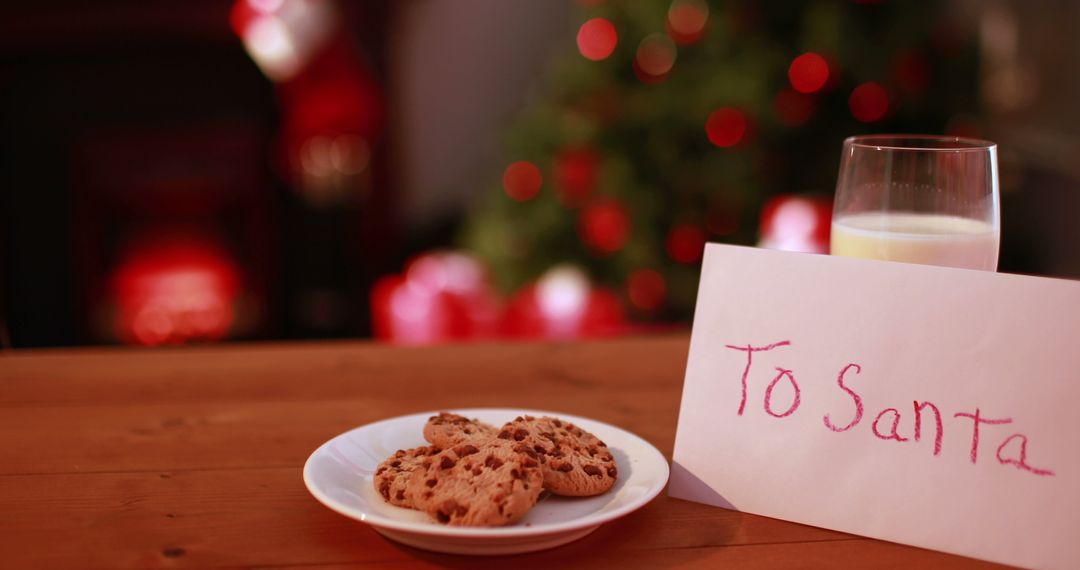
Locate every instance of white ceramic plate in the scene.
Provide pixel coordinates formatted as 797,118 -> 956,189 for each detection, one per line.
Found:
303,408 -> 670,555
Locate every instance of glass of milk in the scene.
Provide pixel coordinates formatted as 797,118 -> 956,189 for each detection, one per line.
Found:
830,135 -> 1000,271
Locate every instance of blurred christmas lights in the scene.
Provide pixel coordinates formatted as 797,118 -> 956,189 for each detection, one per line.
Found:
757,195 -> 832,254
788,52 -> 830,94
849,82 -> 889,123
578,199 -> 631,255
502,161 -> 543,202
667,0 -> 709,45
635,33 -> 678,78
706,107 -> 748,148
666,224 -> 706,264
577,18 -> 618,61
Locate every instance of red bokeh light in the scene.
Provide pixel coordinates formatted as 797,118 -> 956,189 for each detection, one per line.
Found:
758,194 -> 832,254
112,233 -> 240,346
502,161 -> 543,201
578,199 -> 631,255
706,108 -> 748,148
636,34 -> 677,78
667,0 -> 709,45
788,52 -> 829,94
666,224 -> 707,264
627,269 -> 666,311
773,88 -> 814,127
849,82 -> 889,123
555,146 -> 600,207
577,18 -> 618,62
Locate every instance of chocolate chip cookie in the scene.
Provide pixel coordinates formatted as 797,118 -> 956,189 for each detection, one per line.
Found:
406,439 -> 544,526
373,445 -> 441,508
422,412 -> 499,448
498,415 -> 617,497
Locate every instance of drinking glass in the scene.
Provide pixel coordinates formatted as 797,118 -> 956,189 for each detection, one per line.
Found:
830,135 -> 1000,271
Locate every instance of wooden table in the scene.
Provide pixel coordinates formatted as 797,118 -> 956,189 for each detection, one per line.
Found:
0,335 -> 1006,569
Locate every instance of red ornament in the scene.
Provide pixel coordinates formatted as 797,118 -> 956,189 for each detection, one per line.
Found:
577,18 -> 618,62
757,194 -> 832,254
627,269 -> 666,311
502,161 -> 543,202
555,146 -> 600,207
706,108 -> 748,148
666,224 -> 707,264
578,198 -> 631,255
849,82 -> 889,123
371,251 -> 500,344
788,52 -> 829,94
500,267 -> 626,339
773,88 -> 814,127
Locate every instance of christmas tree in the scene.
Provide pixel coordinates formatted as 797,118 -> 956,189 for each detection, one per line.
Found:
462,0 -> 979,322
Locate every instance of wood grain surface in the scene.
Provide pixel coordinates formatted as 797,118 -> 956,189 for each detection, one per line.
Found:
0,335 -> 1009,569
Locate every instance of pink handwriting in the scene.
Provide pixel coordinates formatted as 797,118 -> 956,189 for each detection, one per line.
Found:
913,401 -> 944,456
727,340 -> 1056,478
953,409 -> 1012,464
823,364 -> 863,432
724,341 -> 791,416
872,408 -> 908,442
996,434 -> 1055,476
764,367 -> 801,418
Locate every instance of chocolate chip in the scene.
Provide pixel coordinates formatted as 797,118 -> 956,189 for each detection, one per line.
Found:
513,428 -> 528,441
426,478 -> 437,488
440,457 -> 455,469
472,467 -> 483,476
498,430 -> 511,439
379,481 -> 390,498
602,454 -> 613,461
597,440 -> 607,447
533,444 -> 547,455
588,446 -> 598,456
510,469 -> 523,479
436,510 -> 450,524
607,466 -> 618,477
395,490 -> 405,500
390,460 -> 401,468
459,444 -> 479,456
522,458 -> 538,468
553,419 -> 562,427
583,464 -> 601,476
557,463 -> 573,472
514,416 -> 524,422
485,455 -> 504,469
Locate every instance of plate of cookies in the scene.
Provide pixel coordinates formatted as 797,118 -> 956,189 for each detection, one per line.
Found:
303,408 -> 669,555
